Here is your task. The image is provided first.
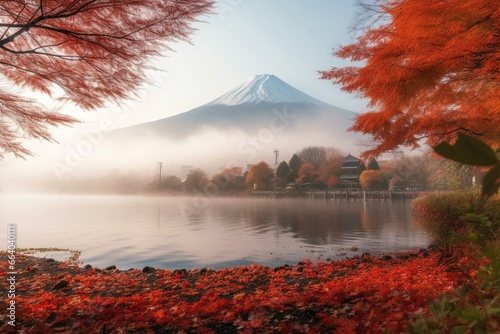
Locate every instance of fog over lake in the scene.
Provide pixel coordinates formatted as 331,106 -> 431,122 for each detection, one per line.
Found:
0,195 -> 431,270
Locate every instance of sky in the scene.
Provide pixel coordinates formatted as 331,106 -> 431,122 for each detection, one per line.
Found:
1,0 -> 370,192
76,0 -> 366,129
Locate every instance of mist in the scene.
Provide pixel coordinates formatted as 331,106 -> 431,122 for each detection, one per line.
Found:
0,115 -> 364,194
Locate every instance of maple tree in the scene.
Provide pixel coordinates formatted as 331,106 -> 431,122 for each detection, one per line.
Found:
246,161 -> 274,189
0,0 -> 214,158
296,162 -> 318,184
359,169 -> 387,190
210,166 -> 246,193
317,148 -> 344,187
321,0 -> 500,158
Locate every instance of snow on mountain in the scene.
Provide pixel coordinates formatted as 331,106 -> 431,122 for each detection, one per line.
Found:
101,74 -> 365,170
204,74 -> 330,106
110,74 -> 360,144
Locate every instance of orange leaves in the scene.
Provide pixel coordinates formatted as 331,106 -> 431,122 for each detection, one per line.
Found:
246,161 -> 275,188
0,251 -> 463,333
296,162 -> 318,184
321,0 -> 500,158
0,0 -> 214,157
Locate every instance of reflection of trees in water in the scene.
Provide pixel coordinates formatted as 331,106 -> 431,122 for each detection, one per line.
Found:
360,200 -> 431,244
242,199 -> 424,247
178,197 -> 426,247
245,200 -> 363,245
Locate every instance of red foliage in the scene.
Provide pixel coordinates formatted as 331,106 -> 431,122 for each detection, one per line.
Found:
321,0 -> 500,158
296,162 -> 318,184
0,251 -> 463,333
246,161 -> 274,188
0,0 -> 214,158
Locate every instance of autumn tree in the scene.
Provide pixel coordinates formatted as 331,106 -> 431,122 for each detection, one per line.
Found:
359,170 -> 388,190
297,146 -> 327,169
385,153 -> 433,190
210,166 -> 246,193
0,0 -> 213,158
246,161 -> 274,190
428,158 -> 476,191
296,162 -> 318,185
184,168 -> 209,193
317,148 -> 344,187
321,0 -> 500,158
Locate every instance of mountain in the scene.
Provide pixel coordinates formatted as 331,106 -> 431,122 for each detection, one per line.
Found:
204,74 -> 329,106
112,74 -> 359,141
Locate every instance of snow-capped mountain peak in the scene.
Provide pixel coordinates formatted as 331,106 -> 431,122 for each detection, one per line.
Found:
205,74 -> 329,106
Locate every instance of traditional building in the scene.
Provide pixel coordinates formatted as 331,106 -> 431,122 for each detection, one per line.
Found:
338,154 -> 364,188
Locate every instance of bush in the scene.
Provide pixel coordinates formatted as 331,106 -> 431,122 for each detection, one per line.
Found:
411,190 -> 479,242
409,197 -> 500,333
407,128 -> 500,333
483,196 -> 500,227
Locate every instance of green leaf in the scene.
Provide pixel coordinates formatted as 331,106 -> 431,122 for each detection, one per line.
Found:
433,133 -> 498,166
486,308 -> 500,316
482,165 -> 500,199
450,326 -> 469,334
454,286 -> 469,298
463,213 -> 483,224
468,232 -> 482,245
460,305 -> 481,321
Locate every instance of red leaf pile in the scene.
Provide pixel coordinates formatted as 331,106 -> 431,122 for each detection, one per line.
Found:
0,251 -> 462,333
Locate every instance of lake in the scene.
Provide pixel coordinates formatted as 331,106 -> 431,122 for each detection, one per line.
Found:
0,195 -> 430,270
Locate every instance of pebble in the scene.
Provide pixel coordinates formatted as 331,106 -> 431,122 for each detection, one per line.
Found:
173,269 -> 187,276
142,266 -> 156,274
53,280 -> 69,290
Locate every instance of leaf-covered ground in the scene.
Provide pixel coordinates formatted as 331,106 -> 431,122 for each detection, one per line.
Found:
0,250 -> 463,333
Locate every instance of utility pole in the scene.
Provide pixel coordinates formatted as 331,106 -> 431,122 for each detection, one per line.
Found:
273,149 -> 279,166
158,162 -> 163,190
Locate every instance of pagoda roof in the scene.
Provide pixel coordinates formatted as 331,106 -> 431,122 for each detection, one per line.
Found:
344,154 -> 360,162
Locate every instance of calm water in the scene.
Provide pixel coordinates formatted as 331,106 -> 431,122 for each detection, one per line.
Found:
0,195 -> 430,270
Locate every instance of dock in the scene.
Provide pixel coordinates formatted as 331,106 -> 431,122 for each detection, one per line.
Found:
251,189 -> 425,200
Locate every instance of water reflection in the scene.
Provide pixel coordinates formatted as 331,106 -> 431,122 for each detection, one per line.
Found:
177,197 -> 427,250
0,195 -> 430,270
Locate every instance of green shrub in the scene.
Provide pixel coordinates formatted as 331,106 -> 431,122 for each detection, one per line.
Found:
483,196 -> 500,227
411,190 -> 479,242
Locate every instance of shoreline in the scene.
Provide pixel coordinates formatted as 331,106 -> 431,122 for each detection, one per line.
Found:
12,244 -> 432,272
0,248 -> 461,333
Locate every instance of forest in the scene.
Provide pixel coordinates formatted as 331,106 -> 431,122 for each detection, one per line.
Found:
46,146 -> 481,195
